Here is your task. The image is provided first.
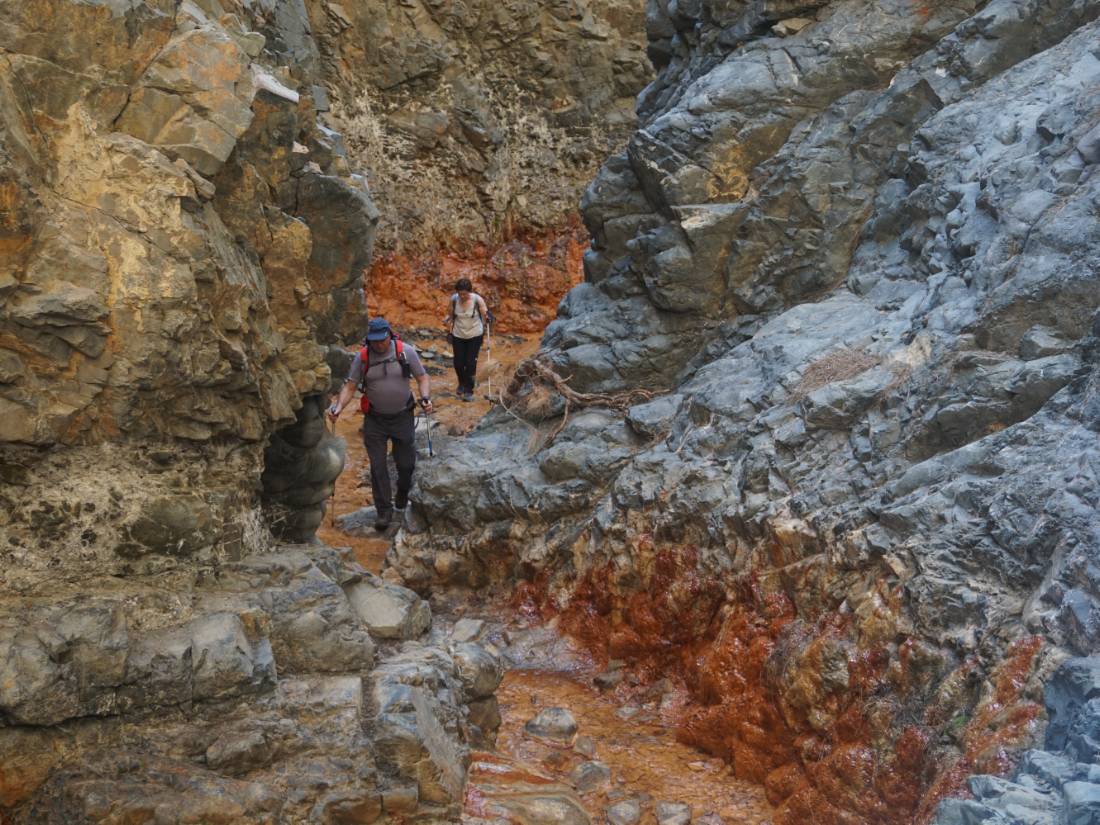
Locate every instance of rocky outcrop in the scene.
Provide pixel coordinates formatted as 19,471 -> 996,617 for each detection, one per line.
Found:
0,0 -> 376,562
934,657 -> 1100,825
393,1 -> 1100,822
0,544 -> 502,822
302,0 -> 650,253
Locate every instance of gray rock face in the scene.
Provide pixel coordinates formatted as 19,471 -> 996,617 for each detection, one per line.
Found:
392,0 -> 1100,822
935,657 -> 1100,825
0,545 -> 494,822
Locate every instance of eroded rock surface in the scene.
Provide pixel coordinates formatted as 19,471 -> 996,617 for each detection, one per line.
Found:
393,1 -> 1100,822
303,0 -> 650,251
0,0 -> 378,561
0,545 -> 500,822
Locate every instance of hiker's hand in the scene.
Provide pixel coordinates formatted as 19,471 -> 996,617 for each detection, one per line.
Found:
419,398 -> 433,414
327,403 -> 341,421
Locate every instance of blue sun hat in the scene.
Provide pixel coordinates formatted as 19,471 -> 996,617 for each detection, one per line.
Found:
365,318 -> 392,341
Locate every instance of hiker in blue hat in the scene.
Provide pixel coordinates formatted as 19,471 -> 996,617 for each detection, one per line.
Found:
328,318 -> 432,531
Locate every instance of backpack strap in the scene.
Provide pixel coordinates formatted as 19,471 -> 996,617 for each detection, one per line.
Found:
452,293 -> 487,328
358,339 -> 409,413
358,346 -> 371,413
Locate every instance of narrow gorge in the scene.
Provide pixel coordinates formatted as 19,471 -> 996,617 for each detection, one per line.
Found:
2,1 -> 1099,825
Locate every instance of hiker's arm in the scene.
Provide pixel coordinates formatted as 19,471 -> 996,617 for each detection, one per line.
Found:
416,373 -> 432,413
442,297 -> 454,327
478,295 -> 494,326
329,381 -> 356,419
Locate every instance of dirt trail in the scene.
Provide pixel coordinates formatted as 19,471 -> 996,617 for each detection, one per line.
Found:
491,669 -> 774,823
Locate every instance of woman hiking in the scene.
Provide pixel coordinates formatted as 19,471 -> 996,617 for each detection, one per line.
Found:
444,278 -> 491,402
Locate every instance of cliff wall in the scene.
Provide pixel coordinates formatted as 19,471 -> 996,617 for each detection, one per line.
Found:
393,1 -> 1100,821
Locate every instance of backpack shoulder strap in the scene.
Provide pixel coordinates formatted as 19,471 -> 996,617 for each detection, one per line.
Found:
395,339 -> 405,360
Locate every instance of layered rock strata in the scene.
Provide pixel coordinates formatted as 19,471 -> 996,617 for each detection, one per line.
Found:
393,1 -> 1100,822
0,545 -> 503,822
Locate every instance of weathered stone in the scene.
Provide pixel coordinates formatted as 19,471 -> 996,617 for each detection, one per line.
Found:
525,707 -> 579,744
655,801 -> 692,825
452,642 -> 503,700
607,798 -> 642,825
452,618 -> 486,642
345,578 -> 431,641
570,760 -> 611,793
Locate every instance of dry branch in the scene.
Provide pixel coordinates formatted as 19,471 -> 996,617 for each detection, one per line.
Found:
504,355 -> 661,443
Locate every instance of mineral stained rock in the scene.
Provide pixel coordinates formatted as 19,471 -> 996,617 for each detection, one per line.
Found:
393,1 -> 1100,822
0,0 -> 377,561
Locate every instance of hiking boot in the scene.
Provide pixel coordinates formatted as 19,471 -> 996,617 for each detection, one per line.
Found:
461,390 -> 474,402
374,509 -> 393,531
394,490 -> 408,511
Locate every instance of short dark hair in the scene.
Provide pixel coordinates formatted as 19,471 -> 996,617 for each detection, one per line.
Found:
454,278 -> 472,293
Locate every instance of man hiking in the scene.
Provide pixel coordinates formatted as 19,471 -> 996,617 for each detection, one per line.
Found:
328,318 -> 432,531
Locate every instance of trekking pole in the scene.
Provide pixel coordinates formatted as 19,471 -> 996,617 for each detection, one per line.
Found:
424,407 -> 434,458
326,413 -> 337,527
485,318 -> 493,399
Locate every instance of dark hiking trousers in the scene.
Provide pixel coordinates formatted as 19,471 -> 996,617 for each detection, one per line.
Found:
452,334 -> 483,394
361,406 -> 416,515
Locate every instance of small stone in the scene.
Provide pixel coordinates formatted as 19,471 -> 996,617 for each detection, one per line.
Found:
1019,325 -> 1070,360
697,814 -> 724,825
570,760 -> 611,793
772,17 -> 814,36
606,798 -> 641,825
525,707 -> 578,744
615,705 -> 640,720
452,618 -> 485,642
655,802 -> 692,825
574,735 -> 597,758
594,669 -> 624,690
345,578 -> 431,640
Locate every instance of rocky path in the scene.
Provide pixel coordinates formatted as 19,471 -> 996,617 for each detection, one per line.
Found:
319,336 -> 774,824
316,330 -> 542,572
460,620 -> 774,825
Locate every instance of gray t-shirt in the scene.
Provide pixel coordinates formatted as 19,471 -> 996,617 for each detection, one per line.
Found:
346,341 -> 426,414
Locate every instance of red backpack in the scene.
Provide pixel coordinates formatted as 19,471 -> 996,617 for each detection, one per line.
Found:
357,336 -> 412,413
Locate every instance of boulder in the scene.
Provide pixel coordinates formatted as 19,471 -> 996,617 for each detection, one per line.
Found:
345,578 -> 431,641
